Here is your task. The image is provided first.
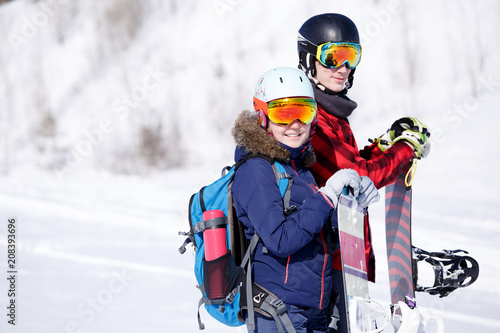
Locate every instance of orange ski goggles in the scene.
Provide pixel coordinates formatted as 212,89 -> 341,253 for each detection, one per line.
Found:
316,42 -> 362,69
255,97 -> 317,125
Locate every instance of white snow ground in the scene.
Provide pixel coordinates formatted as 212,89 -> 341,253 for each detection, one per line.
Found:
1,0 -> 500,332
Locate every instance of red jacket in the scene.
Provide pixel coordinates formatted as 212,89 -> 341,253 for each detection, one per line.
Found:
310,105 -> 414,282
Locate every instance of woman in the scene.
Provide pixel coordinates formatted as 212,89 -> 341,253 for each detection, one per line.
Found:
231,67 -> 379,333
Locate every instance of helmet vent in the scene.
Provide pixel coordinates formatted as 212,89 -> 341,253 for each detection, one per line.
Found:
299,77 -> 303,82
279,77 -> 283,83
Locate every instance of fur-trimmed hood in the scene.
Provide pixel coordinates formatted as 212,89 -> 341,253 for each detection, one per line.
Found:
232,110 -> 316,167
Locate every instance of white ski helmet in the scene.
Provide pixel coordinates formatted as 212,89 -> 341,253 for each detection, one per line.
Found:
253,67 -> 316,129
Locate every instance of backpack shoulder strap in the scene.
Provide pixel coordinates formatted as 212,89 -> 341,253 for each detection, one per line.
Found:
272,161 -> 294,215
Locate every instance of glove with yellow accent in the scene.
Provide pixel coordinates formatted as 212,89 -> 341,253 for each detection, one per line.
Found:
371,117 -> 431,159
390,117 -> 431,159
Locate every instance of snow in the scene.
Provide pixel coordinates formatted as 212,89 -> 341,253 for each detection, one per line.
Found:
1,0 -> 500,332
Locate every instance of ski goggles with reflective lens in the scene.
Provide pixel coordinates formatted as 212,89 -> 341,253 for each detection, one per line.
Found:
316,42 -> 362,69
266,97 -> 317,125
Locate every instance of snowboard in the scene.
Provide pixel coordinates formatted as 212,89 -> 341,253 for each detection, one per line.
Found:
337,188 -> 373,332
385,168 -> 415,309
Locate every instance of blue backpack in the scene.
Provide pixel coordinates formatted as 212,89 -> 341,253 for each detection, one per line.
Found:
179,155 -> 297,333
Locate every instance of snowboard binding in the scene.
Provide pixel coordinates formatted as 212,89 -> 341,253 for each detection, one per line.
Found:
412,247 -> 479,298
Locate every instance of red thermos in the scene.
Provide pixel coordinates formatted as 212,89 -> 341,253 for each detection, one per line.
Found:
203,210 -> 227,261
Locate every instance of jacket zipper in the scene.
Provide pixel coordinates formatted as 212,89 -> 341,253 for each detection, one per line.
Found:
284,256 -> 290,284
291,160 -> 298,175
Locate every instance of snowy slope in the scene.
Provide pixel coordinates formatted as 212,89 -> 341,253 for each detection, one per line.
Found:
1,0 -> 500,332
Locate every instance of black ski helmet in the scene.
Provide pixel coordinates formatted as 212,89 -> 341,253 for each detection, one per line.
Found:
298,13 -> 360,91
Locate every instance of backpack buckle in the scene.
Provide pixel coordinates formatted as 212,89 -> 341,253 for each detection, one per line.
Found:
225,289 -> 237,304
268,297 -> 286,315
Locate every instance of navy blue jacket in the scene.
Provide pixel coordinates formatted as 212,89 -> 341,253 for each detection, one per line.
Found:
231,111 -> 338,310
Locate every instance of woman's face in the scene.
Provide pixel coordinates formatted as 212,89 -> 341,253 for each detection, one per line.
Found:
314,60 -> 351,92
268,119 -> 311,148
